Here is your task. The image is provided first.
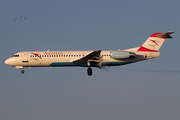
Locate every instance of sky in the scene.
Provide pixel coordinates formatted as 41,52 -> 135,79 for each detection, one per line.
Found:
0,0 -> 180,120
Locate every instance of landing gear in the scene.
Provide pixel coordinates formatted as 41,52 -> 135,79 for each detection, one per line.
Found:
21,69 -> 25,74
86,56 -> 102,76
87,67 -> 92,76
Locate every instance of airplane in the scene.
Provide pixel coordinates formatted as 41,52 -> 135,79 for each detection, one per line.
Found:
5,31 -> 174,76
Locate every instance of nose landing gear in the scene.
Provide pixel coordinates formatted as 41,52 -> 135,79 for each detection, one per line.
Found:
21,69 -> 25,74
15,66 -> 25,74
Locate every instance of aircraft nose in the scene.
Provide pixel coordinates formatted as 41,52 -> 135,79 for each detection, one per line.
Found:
5,59 -> 11,65
5,58 -> 16,66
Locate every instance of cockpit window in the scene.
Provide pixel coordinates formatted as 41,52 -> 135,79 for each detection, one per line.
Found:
13,54 -> 19,57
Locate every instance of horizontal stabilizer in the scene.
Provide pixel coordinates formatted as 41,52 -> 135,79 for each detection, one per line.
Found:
156,31 -> 174,38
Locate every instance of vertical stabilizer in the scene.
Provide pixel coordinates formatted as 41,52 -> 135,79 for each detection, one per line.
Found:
137,31 -> 174,52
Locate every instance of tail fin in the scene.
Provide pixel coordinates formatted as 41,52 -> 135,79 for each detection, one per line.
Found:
137,31 -> 174,52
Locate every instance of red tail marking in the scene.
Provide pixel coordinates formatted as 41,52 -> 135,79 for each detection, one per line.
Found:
137,46 -> 158,52
150,40 -> 158,46
150,33 -> 166,39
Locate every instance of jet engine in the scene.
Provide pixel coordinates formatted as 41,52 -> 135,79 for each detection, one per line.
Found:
110,51 -> 135,60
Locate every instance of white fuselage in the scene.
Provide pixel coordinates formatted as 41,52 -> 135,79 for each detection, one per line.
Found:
4,31 -> 173,76
5,50 -> 160,68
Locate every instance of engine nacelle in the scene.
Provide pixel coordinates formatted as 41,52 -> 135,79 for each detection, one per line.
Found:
110,51 -> 135,60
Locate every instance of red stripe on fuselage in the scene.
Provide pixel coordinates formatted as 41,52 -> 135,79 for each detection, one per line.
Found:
137,46 -> 158,52
31,53 -> 42,59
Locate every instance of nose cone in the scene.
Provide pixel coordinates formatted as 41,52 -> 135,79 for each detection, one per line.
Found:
5,58 -> 16,66
5,58 -> 11,65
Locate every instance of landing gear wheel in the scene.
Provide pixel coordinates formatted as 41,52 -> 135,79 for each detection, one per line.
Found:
21,70 -> 25,74
87,67 -> 92,76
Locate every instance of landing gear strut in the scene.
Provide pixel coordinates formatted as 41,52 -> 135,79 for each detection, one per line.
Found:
87,67 -> 92,76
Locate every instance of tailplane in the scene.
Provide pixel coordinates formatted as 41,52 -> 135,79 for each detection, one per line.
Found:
137,31 -> 174,52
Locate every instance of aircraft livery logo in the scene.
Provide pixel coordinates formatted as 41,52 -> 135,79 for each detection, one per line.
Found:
150,40 -> 158,46
31,53 -> 42,59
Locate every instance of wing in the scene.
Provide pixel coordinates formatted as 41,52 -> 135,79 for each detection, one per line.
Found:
73,50 -> 102,67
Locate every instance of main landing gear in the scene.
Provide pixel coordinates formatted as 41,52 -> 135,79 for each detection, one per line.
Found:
87,67 -> 92,76
86,56 -> 102,76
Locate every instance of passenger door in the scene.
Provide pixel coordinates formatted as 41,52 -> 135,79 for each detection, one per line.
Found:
22,52 -> 28,63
